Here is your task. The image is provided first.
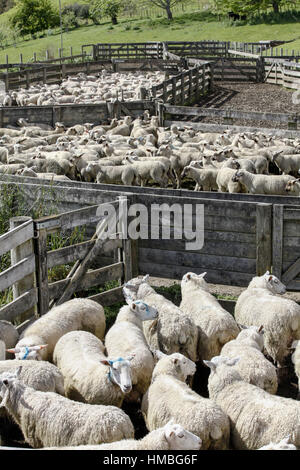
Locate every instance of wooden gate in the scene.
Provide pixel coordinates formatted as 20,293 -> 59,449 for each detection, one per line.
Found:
211,57 -> 259,82
273,205 -> 300,291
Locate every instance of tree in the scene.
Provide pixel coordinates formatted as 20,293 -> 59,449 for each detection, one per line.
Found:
145,0 -> 183,20
90,0 -> 122,24
9,0 -> 60,37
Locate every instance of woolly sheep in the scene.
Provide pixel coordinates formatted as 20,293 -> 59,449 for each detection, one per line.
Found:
258,437 -> 297,450
232,169 -> 296,195
220,325 -> 278,394
272,152 -> 300,176
141,351 -> 230,450
216,167 -> 245,193
0,367 -> 135,448
205,356 -> 300,450
53,330 -> 134,406
181,166 -> 218,191
285,178 -> 300,196
0,320 -> 19,359
180,272 -> 240,361
123,275 -> 198,362
291,339 -> 300,399
105,300 -> 158,402
14,298 -> 106,362
234,271 -> 300,365
96,164 -> 139,186
41,421 -> 202,450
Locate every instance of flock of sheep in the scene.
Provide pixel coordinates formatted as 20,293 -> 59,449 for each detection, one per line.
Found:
0,270 -> 300,450
0,107 -> 299,195
1,70 -> 164,106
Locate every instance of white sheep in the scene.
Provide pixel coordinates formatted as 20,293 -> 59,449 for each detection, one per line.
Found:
13,298 -> 106,362
285,178 -> 300,196
105,300 -> 158,402
141,351 -> 230,450
291,340 -> 300,399
216,167 -> 245,193
272,152 -> 300,176
53,330 -> 134,406
220,325 -> 278,394
123,275 -> 198,362
258,437 -> 297,450
0,367 -> 135,448
0,320 -> 19,359
180,166 -> 218,191
41,420 -> 202,450
205,356 -> 300,450
234,271 -> 300,366
180,272 -> 240,361
96,164 -> 139,186
232,169 -> 296,195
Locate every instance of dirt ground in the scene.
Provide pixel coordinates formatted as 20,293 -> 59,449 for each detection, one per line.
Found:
193,81 -> 300,129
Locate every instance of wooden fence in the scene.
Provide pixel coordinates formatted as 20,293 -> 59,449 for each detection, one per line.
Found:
86,41 -> 230,61
264,60 -> 300,90
1,176 -> 299,292
150,63 -> 212,105
0,196 -> 135,327
230,40 -> 300,58
159,104 -> 300,133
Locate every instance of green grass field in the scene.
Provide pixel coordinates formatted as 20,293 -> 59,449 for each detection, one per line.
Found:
0,2 -> 299,63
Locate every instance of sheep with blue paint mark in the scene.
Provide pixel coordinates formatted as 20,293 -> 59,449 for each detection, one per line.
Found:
105,300 -> 158,402
53,330 -> 134,407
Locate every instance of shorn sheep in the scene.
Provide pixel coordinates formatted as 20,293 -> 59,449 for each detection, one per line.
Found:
220,325 -> 278,394
180,272 -> 240,361
141,351 -> 230,450
105,300 -> 158,402
53,330 -> 134,407
234,271 -> 300,366
0,367 -> 134,448
41,421 -> 202,450
123,275 -> 198,362
13,298 -> 106,362
205,356 -> 300,450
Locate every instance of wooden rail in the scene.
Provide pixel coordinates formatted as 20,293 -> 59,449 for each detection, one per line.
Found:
264,60 -> 300,91
0,197 -> 135,325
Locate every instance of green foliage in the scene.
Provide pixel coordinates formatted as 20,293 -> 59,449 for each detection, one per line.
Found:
90,0 -> 122,24
62,10 -> 79,29
213,0 -> 299,16
9,0 -> 60,37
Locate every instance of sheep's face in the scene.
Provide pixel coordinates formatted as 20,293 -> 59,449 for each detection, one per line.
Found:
101,357 -> 133,394
285,179 -> 300,194
232,170 -> 244,182
237,325 -> 265,351
6,344 -> 48,361
130,300 -> 158,322
0,367 -> 22,405
164,421 -> 202,450
155,351 -> 196,381
263,271 -> 286,295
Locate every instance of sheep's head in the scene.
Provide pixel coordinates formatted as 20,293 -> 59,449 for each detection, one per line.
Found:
164,420 -> 202,450
123,275 -> 150,304
100,356 -> 134,394
7,344 -> 48,361
0,366 -> 22,407
129,300 -> 158,322
262,271 -> 286,295
285,179 -> 300,194
237,325 -> 265,351
232,170 -> 244,182
153,351 -> 196,383
181,272 -> 208,291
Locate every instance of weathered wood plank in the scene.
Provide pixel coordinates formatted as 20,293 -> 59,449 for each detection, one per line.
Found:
33,228 -> 49,316
0,287 -> 37,323
256,203 -> 272,276
0,254 -> 35,293
272,205 -> 284,279
0,219 -> 33,256
88,285 -> 124,306
282,259 -> 300,284
139,248 -> 256,274
47,237 -> 122,268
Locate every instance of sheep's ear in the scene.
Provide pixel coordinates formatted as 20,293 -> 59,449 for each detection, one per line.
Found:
264,270 -> 270,276
172,357 -> 179,365
131,302 -> 137,310
126,354 -> 135,362
198,272 -> 207,279
15,366 -> 22,378
100,359 -> 111,366
258,325 -> 264,334
237,323 -> 247,330
142,274 -> 150,283
203,360 -> 217,372
186,273 -> 192,280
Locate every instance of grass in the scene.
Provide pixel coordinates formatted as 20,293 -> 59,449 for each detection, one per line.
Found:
0,3 -> 299,62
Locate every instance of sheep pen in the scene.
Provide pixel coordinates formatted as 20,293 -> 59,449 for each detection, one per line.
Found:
0,54 -> 300,451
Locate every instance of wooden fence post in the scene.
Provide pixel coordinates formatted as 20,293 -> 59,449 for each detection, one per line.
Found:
118,196 -> 133,283
33,226 -> 49,316
10,216 -> 37,323
272,204 -> 284,279
256,203 -> 272,276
